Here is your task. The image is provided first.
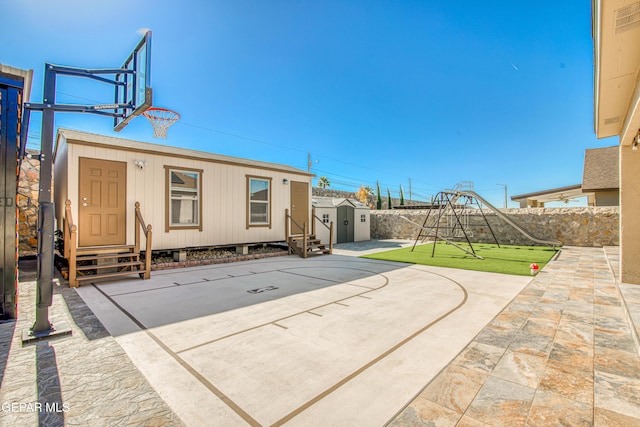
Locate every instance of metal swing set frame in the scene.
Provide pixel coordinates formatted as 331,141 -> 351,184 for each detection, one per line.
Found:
407,183 -> 500,260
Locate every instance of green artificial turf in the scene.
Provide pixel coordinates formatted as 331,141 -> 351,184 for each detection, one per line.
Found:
363,242 -> 558,276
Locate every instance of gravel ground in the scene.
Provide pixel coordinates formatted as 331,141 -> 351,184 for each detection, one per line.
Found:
151,244 -> 286,264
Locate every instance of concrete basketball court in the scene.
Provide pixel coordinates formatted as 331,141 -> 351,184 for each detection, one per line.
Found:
76,251 -> 531,426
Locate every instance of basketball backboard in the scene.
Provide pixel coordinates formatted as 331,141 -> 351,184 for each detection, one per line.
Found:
114,30 -> 153,131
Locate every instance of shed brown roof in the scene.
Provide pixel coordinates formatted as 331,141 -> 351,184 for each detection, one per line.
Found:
582,146 -> 619,191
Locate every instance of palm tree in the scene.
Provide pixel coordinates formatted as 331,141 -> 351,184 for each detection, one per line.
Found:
318,176 -> 330,189
363,185 -> 374,196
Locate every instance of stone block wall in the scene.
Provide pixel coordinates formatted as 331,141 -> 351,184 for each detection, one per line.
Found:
371,207 -> 619,247
15,172 -> 620,256
17,151 -> 40,256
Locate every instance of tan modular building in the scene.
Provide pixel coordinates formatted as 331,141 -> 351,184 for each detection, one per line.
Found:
53,128 -> 314,252
593,0 -> 640,284
312,197 -> 370,244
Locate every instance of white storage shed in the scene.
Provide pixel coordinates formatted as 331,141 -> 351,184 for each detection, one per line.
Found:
312,197 -> 370,244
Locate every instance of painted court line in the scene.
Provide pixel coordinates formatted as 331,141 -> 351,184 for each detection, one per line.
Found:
87,261 -> 481,426
92,283 -> 261,426
175,269 -> 390,354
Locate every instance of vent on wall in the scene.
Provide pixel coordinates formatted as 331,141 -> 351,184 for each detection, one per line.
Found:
604,116 -> 621,125
616,2 -> 640,34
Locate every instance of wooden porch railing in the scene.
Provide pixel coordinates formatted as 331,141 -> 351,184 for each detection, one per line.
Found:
285,208 -> 333,257
285,208 -> 307,240
64,199 -> 77,285
285,208 -> 307,256
63,200 -> 152,286
135,202 -> 153,279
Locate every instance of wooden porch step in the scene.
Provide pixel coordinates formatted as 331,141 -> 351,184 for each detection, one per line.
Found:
290,239 -> 322,245
76,245 -> 137,256
76,253 -> 140,262
306,243 -> 326,250
75,270 -> 145,284
287,232 -> 332,258
290,236 -> 320,243
76,261 -> 142,271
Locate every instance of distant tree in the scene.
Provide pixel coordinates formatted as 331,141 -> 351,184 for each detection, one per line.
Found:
318,176 -> 330,189
363,185 -> 374,196
400,185 -> 405,206
376,182 -> 382,210
387,188 -> 393,209
356,186 -> 369,205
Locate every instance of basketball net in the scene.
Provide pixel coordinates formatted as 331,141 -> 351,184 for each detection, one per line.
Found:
143,107 -> 180,138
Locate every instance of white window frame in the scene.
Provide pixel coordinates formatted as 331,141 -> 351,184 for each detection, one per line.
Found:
165,166 -> 203,232
247,175 -> 272,228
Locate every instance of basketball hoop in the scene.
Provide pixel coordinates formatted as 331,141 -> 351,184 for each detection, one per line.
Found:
142,107 -> 180,138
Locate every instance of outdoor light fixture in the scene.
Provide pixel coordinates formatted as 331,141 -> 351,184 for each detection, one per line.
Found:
134,159 -> 147,169
282,179 -> 289,185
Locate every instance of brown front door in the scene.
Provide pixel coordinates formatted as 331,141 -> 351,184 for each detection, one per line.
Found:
78,158 -> 127,247
290,181 -> 309,235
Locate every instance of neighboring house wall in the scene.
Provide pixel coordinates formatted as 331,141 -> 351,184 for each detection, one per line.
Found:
592,190 -> 619,207
371,207 -> 619,247
515,199 -> 545,208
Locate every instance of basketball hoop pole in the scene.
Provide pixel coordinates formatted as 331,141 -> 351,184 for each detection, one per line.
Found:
21,31 -> 153,343
31,65 -> 56,336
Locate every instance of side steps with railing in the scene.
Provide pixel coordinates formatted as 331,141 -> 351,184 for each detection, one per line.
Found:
285,207 -> 333,258
63,200 -> 152,287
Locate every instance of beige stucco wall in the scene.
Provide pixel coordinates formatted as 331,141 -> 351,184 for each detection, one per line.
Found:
620,144 -> 640,283
55,137 -> 312,250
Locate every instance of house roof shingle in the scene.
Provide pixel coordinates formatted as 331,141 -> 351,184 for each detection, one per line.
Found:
582,145 -> 619,191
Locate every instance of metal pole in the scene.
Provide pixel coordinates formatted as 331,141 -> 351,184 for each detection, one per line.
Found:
496,184 -> 507,209
504,185 -> 508,209
32,64 -> 56,334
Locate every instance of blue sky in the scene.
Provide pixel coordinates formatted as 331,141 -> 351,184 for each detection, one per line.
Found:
2,0 -> 617,207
